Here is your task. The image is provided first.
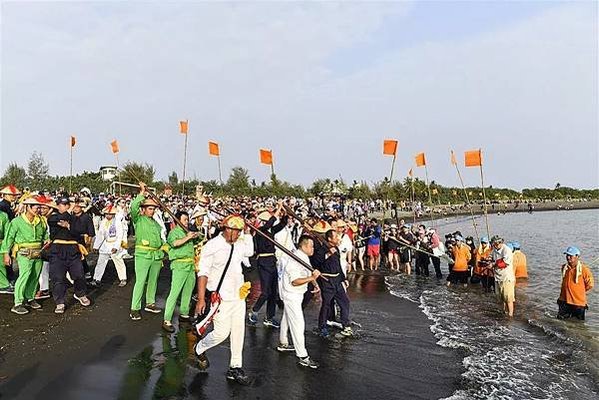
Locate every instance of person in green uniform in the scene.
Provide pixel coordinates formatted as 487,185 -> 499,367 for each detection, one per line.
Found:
162,210 -> 201,333
0,209 -> 12,293
0,196 -> 48,314
130,183 -> 166,321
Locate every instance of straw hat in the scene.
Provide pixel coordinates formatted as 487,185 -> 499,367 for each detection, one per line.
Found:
102,204 -> 117,214
257,210 -> 272,222
312,220 -> 332,234
140,198 -> 159,207
22,196 -> 44,206
0,185 -> 21,195
191,207 -> 208,219
336,219 -> 347,228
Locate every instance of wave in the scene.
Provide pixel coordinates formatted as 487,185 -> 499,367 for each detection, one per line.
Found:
386,275 -> 599,400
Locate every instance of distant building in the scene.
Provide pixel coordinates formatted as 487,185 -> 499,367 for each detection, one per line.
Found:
99,165 -> 118,181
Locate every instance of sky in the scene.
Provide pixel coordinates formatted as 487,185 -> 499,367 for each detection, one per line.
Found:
1,1 -> 597,190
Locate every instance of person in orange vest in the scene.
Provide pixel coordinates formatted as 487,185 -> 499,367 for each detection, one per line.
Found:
512,242 -> 528,279
447,235 -> 471,287
471,236 -> 492,286
557,246 -> 594,320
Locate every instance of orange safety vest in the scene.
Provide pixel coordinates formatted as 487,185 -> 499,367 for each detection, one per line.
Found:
474,245 -> 492,276
513,250 -> 528,279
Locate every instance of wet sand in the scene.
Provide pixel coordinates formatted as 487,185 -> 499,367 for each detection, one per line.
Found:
0,260 -> 462,400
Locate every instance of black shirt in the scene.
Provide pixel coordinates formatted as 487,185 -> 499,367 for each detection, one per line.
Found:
47,212 -> 79,241
0,199 -> 15,220
71,212 -> 95,245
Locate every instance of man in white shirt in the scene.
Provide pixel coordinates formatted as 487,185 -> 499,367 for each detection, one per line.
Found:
336,220 -> 353,275
194,215 -> 255,385
491,235 -> 516,317
277,235 -> 320,369
92,204 -> 127,287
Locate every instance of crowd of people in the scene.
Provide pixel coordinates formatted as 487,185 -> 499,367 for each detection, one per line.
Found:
0,182 -> 594,384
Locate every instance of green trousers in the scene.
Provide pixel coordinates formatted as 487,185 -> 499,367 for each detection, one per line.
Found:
0,264 -> 10,288
131,257 -> 162,311
14,255 -> 42,306
164,266 -> 196,322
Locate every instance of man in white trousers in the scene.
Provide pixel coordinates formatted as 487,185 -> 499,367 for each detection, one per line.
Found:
92,204 -> 127,287
194,215 -> 254,385
277,235 -> 320,369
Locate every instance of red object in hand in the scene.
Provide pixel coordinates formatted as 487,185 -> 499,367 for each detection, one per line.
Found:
495,258 -> 507,269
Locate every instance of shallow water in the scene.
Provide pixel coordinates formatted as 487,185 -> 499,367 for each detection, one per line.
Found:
387,209 -> 599,400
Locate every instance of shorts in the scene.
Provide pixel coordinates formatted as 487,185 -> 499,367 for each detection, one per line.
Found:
367,244 -> 380,257
399,247 -> 411,263
496,280 -> 515,303
388,249 -> 398,255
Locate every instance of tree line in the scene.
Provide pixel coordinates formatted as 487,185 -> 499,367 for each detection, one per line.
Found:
1,152 -> 597,202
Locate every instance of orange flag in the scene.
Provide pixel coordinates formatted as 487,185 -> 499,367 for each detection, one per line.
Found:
450,150 -> 457,165
408,168 -> 413,178
464,149 -> 482,167
415,152 -> 426,167
260,149 -> 273,165
70,135 -> 76,148
110,140 -> 120,154
179,120 -> 188,134
383,139 -> 398,156
208,141 -> 220,156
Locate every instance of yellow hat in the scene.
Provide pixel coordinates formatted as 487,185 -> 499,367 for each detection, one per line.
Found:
222,215 -> 245,230
102,204 -> 117,214
0,185 -> 21,195
336,219 -> 347,228
312,220 -> 332,234
22,196 -> 44,206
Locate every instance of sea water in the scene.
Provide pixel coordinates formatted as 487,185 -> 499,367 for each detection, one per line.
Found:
387,209 -> 599,400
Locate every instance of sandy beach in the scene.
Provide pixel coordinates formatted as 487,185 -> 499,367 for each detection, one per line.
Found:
0,257 -> 462,400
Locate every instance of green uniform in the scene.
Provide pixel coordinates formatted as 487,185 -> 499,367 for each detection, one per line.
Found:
130,194 -> 165,311
0,210 -> 10,288
164,226 -> 201,322
0,214 -> 48,305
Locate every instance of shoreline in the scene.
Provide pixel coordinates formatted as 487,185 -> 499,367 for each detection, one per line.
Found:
0,260 -> 462,399
377,199 -> 599,225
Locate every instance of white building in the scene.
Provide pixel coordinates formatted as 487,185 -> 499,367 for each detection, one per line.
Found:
99,165 -> 118,181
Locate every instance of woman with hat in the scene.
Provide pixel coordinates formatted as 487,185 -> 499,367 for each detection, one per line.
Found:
129,183 -> 167,321
92,204 -> 128,288
0,195 -> 48,314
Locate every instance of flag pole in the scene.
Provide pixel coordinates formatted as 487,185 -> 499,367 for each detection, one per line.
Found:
115,152 -> 121,196
182,120 -> 188,195
452,159 -> 480,242
69,139 -> 73,194
479,162 -> 491,239
423,164 -> 435,227
389,153 -> 397,183
217,154 -> 223,184
410,173 -> 416,224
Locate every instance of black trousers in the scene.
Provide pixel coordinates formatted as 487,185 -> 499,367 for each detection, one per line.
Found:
318,280 -> 350,329
431,256 -> 442,279
49,245 -> 87,305
415,253 -> 430,276
557,300 -> 587,320
251,259 -> 278,319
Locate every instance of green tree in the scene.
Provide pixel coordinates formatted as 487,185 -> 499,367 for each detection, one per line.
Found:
168,171 -> 179,186
27,151 -> 49,188
0,163 -> 27,188
226,167 -> 251,195
121,162 -> 155,185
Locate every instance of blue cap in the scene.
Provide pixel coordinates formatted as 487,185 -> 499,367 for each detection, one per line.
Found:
564,246 -> 580,256
455,235 -> 464,241
506,242 -> 514,251
481,236 -> 489,243
512,241 -> 521,250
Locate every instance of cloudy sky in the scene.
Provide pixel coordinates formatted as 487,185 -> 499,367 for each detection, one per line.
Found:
1,1 -> 597,190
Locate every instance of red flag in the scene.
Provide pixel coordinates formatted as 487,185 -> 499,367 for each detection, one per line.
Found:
464,149 -> 482,167
208,141 -> 220,156
383,139 -> 398,156
110,140 -> 120,154
260,149 -> 273,165
179,120 -> 188,134
70,135 -> 76,148
415,152 -> 426,167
